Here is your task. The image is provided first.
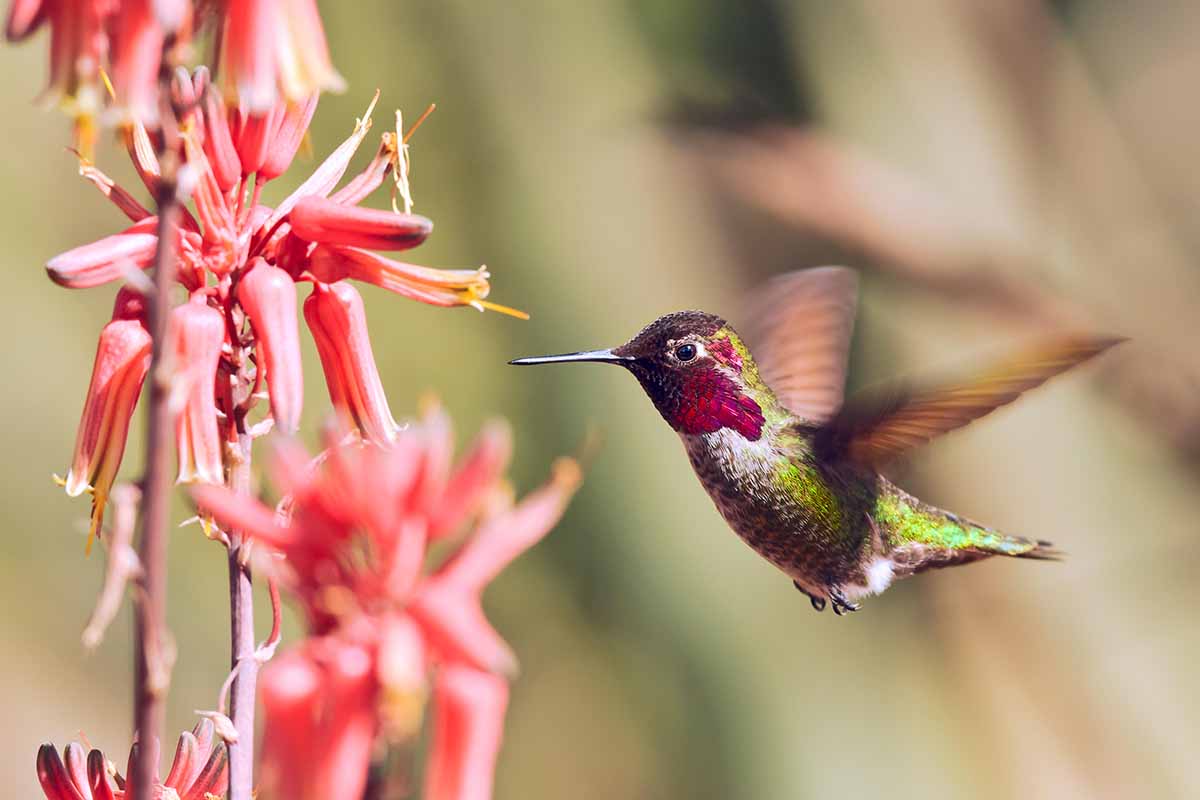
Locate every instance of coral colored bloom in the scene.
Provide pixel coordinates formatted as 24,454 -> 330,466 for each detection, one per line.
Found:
219,0 -> 344,112
424,665 -> 510,800
258,633 -> 378,800
45,218 -> 159,288
37,719 -> 228,800
238,258 -> 303,433
172,293 -> 225,485
192,412 -> 579,799
304,280 -> 398,444
64,289 -> 152,551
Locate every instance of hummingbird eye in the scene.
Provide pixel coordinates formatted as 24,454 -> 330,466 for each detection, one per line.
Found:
674,343 -> 698,362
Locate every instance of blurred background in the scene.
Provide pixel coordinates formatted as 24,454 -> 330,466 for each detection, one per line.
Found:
3,0 -> 1199,797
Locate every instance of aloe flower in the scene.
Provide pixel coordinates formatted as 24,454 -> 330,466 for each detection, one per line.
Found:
192,409 -> 581,799
50,71 -> 520,537
4,0 -> 341,149
37,719 -> 228,800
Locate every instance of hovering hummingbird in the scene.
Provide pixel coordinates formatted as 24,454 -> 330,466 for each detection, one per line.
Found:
511,268 -> 1123,614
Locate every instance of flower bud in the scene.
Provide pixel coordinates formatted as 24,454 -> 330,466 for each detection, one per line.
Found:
238,258 -> 303,433
172,293 -> 225,485
290,196 -> 432,251
46,218 -> 158,289
304,281 -> 397,444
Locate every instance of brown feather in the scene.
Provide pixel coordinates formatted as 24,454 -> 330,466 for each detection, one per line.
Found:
815,335 -> 1126,467
739,267 -> 859,422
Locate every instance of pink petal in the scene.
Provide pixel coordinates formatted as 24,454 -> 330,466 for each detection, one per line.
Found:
5,0 -> 46,41
85,750 -> 117,800
435,459 -> 582,592
308,244 -> 490,309
423,665 -> 510,800
259,94 -> 319,181
410,583 -> 517,677
289,196 -> 432,251
107,0 -> 164,124
236,103 -> 284,176
191,483 -> 291,548
219,0 -> 279,112
201,85 -> 243,193
430,420 -> 512,539
238,259 -> 304,433
36,744 -> 87,800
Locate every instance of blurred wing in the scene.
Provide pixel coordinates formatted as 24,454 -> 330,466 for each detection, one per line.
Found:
816,335 -> 1124,467
740,267 -> 859,422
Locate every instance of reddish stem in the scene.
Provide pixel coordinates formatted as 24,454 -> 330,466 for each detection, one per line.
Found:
226,421 -> 258,800
129,171 -> 179,800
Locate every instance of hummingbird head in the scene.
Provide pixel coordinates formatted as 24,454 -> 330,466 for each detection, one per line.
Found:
510,311 -> 769,441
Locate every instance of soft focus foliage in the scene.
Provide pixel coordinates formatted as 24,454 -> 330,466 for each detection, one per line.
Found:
5,1 -> 1200,798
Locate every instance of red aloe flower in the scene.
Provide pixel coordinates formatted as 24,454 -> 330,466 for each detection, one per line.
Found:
218,0 -> 344,112
191,410 -> 580,797
63,288 -> 152,552
36,719 -> 228,800
304,280 -> 398,444
48,76 -> 523,534
424,665 -> 510,800
172,292 -> 225,485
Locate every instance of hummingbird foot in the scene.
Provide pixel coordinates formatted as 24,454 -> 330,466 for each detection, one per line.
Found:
828,587 -> 860,616
793,580 -> 827,612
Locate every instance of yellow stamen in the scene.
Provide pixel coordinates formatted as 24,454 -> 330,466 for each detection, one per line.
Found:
471,299 -> 530,320
99,68 -> 117,102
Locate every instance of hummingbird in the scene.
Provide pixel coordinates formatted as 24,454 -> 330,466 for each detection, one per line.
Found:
510,267 -> 1123,614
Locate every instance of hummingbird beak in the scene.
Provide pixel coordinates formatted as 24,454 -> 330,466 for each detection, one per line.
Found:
508,349 -> 634,366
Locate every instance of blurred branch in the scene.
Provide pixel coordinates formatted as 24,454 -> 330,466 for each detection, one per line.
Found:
82,484 -> 142,649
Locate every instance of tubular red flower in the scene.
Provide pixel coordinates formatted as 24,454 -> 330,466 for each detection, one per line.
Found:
45,219 -> 158,288
308,243 -> 500,311
172,293 -> 225,485
219,0 -> 343,112
259,637 -> 377,800
304,280 -> 398,444
65,302 -> 152,552
235,103 -> 284,176
238,258 -> 304,433
107,0 -> 166,125
36,721 -> 228,800
201,83 -> 243,193
423,665 -> 510,800
289,196 -> 433,251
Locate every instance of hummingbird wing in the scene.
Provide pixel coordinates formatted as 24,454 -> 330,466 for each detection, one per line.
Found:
740,267 -> 859,422
814,335 -> 1124,467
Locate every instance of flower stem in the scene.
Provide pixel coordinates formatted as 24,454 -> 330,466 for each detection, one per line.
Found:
226,417 -> 258,799
130,171 -> 179,800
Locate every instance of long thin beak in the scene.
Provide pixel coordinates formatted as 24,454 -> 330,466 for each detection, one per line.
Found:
508,349 -> 633,366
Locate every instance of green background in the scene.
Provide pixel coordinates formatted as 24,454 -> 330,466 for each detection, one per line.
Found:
3,1 -> 1199,797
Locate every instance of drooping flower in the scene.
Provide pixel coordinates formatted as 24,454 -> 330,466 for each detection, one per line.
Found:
238,258 -> 303,433
191,409 -> 581,798
36,718 -> 228,800
4,0 -> 340,149
304,279 -> 398,444
172,291 -> 225,485
62,288 -> 152,552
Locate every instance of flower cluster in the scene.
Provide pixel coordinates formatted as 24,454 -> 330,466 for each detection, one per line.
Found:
54,67 -> 519,551
37,718 -> 227,800
192,410 -> 581,799
4,0 -> 343,150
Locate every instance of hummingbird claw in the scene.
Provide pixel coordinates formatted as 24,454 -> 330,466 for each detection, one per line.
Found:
828,587 -> 860,616
793,580 -> 827,612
